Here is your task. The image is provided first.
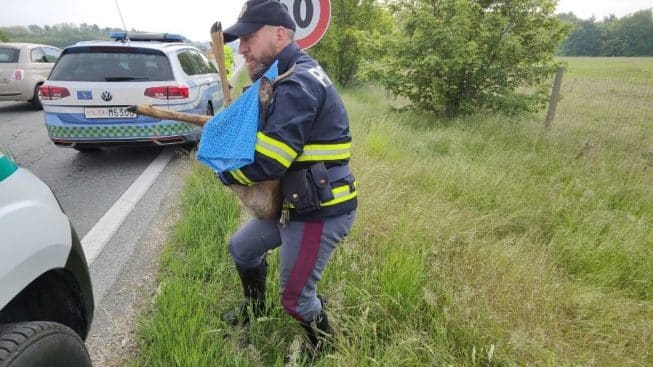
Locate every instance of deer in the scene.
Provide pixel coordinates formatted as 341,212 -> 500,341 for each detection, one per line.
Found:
126,69 -> 293,220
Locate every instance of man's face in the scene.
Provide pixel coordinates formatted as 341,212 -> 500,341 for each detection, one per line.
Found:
239,26 -> 279,81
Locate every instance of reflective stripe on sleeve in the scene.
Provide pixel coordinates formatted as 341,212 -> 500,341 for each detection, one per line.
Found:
229,169 -> 254,186
255,132 -> 298,168
0,155 -> 18,182
295,142 -> 352,162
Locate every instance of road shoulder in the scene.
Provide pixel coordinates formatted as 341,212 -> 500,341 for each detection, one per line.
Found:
85,149 -> 190,367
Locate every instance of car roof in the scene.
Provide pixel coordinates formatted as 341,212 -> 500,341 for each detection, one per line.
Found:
0,42 -> 59,49
69,40 -> 190,51
67,32 -> 194,52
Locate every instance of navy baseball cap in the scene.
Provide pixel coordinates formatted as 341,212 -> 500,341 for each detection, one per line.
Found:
223,0 -> 297,42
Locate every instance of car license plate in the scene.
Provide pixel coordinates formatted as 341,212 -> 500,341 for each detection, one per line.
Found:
84,107 -> 137,119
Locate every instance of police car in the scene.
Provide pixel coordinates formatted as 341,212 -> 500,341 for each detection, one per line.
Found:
0,147 -> 94,366
40,32 -> 224,151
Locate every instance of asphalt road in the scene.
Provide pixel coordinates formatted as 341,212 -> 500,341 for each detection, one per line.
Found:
0,101 -> 166,237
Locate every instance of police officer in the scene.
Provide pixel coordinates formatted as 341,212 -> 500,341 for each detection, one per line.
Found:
219,0 -> 357,358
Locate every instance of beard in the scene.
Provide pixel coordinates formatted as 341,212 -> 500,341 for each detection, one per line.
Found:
246,45 -> 277,81
247,61 -> 270,82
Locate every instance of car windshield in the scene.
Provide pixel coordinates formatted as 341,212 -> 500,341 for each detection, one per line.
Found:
49,47 -> 174,82
0,47 -> 20,63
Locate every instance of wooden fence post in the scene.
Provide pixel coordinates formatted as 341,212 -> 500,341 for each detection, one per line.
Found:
544,67 -> 564,130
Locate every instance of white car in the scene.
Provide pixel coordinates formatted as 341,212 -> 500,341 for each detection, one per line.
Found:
41,32 -> 224,151
0,147 -> 94,366
0,42 -> 61,109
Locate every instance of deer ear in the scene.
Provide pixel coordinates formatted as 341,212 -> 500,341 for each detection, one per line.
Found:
258,77 -> 275,125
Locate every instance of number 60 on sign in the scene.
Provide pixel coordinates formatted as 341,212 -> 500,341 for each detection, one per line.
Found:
278,0 -> 331,50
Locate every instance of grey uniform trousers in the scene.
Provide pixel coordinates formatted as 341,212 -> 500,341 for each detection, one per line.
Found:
228,211 -> 356,323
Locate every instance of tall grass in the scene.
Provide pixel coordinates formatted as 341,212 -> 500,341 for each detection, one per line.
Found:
131,58 -> 652,366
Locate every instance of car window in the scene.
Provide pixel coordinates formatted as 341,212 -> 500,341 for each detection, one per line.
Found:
41,47 -> 61,63
178,50 -> 213,76
199,52 -> 218,74
49,47 -> 174,82
177,50 -> 201,75
31,48 -> 48,63
0,47 -> 20,63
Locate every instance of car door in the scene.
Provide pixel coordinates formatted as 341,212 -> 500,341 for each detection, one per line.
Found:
197,51 -> 224,110
0,46 -> 21,93
176,49 -> 223,109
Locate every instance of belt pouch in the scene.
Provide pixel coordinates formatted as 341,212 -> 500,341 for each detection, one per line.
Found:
281,169 -> 320,214
310,162 -> 334,202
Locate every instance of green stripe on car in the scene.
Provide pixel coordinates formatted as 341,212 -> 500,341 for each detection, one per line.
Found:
46,122 -> 197,139
0,155 -> 18,182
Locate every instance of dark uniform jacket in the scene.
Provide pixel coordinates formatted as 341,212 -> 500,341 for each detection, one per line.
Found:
220,43 -> 357,220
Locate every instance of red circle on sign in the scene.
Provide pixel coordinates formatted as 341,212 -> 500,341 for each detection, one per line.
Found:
296,0 -> 331,50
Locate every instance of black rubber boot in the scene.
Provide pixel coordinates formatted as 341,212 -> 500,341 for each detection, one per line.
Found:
222,260 -> 267,326
300,300 -> 334,361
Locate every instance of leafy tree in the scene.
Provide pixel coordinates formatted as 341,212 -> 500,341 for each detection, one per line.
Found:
556,11 -> 580,24
558,9 -> 653,56
28,25 -> 43,34
365,0 -> 569,117
603,9 -> 653,56
0,30 -> 8,42
560,18 -> 603,56
223,45 -> 235,78
308,0 -> 394,86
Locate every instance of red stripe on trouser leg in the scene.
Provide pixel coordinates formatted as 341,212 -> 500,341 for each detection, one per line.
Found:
281,221 -> 324,320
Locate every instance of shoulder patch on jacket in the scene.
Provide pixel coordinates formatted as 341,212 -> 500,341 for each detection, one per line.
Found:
308,66 -> 333,88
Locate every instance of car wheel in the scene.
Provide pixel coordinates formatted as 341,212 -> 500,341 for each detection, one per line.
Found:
29,85 -> 43,110
0,321 -> 91,367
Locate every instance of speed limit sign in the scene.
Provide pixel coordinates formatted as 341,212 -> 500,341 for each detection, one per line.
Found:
278,0 -> 331,49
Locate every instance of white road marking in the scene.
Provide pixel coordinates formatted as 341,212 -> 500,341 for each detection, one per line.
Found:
82,62 -> 242,264
82,147 -> 175,264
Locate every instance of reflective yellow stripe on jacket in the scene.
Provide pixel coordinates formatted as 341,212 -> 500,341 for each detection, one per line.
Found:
229,169 -> 254,186
288,181 -> 357,209
296,141 -> 351,162
255,132 -> 298,168
231,138 -> 352,184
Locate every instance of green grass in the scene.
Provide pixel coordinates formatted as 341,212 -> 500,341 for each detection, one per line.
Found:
131,58 -> 652,366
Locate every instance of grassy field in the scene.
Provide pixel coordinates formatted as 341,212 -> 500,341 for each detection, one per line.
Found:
130,58 -> 652,366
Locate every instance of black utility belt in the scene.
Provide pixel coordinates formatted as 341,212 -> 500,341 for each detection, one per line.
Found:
281,163 -> 355,214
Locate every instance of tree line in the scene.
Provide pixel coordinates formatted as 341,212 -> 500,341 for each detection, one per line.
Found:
0,23 -> 127,49
557,9 -> 653,56
2,2 -> 650,118
0,23 -> 209,53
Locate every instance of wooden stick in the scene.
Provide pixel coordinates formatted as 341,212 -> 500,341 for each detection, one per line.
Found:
210,21 -> 232,107
126,65 -> 297,126
125,105 -> 210,127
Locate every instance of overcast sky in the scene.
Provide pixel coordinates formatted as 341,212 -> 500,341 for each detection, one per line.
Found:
0,0 -> 651,43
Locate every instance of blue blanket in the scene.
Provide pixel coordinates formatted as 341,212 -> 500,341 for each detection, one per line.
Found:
197,61 -> 279,172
